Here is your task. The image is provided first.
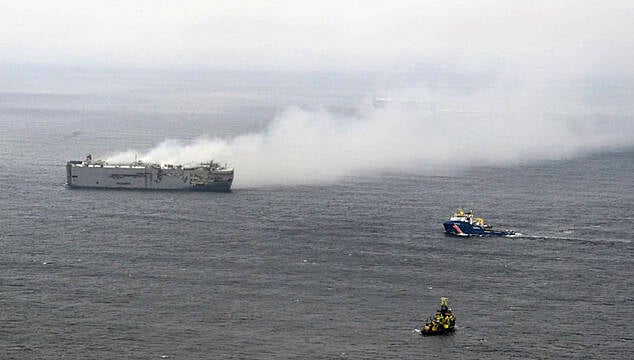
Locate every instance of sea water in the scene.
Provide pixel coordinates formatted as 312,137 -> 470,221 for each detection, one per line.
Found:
1,66 -> 632,359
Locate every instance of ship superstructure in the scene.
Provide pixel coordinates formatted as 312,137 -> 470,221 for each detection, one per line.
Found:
66,155 -> 233,191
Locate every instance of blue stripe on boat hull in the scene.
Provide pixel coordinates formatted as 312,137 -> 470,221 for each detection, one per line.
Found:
443,221 -> 514,237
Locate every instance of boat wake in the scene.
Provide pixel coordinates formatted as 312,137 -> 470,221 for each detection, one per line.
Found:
516,234 -> 631,245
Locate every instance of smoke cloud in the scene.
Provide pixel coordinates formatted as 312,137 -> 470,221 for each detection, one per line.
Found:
106,85 -> 634,188
3,2 -> 632,187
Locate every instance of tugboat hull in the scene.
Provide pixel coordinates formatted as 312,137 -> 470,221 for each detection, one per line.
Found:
443,221 -> 515,237
420,326 -> 455,336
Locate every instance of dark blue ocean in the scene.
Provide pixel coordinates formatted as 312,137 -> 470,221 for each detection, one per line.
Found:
1,67 -> 632,359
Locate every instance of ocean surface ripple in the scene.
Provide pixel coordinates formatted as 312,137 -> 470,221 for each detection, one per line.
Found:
1,74 -> 633,359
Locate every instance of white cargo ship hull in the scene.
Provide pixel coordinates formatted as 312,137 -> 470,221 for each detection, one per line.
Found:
66,159 -> 233,191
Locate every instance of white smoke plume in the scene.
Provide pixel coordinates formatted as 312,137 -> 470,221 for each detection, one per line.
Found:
105,86 -> 634,188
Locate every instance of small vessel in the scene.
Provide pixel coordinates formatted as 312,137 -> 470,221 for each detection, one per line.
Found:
420,297 -> 456,336
443,208 -> 516,237
66,155 -> 234,191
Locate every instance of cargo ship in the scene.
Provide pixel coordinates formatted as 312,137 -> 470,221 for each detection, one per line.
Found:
66,155 -> 233,191
443,208 -> 516,237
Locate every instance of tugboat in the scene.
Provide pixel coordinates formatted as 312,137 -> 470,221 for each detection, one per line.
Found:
420,297 -> 456,336
443,208 -> 516,237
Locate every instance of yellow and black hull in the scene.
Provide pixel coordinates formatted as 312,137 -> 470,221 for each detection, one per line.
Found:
420,325 -> 455,336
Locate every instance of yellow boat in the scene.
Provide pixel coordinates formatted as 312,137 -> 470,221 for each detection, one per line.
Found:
421,297 -> 456,336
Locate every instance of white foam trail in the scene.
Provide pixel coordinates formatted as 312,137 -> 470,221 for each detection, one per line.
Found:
106,98 -> 634,188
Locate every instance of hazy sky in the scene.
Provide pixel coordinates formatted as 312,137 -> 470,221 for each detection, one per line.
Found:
2,0 -> 633,74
